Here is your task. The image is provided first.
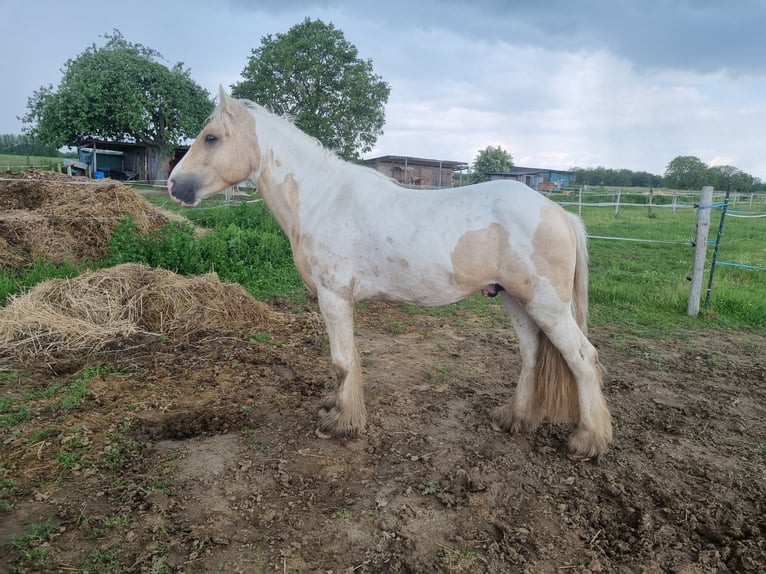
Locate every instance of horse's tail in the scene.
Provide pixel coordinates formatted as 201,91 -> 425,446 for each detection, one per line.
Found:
532,212 -> 590,424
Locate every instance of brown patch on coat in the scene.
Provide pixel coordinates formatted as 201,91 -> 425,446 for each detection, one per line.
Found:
451,223 -> 534,302
293,233 -> 317,294
531,204 -> 576,304
257,159 -> 300,243
256,162 -> 315,292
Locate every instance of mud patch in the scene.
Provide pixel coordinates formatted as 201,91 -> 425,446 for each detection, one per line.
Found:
0,302 -> 764,572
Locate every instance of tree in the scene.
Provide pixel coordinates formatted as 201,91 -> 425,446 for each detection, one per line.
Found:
708,165 -> 755,192
0,134 -> 61,157
231,18 -> 390,161
470,146 -> 513,183
22,30 -> 213,180
663,156 -> 709,190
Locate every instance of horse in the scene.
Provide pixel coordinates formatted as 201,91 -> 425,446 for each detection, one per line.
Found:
168,87 -> 612,459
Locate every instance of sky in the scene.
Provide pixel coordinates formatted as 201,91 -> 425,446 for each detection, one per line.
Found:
1,0 -> 765,179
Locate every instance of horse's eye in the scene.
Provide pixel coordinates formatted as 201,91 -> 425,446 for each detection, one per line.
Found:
204,134 -> 218,143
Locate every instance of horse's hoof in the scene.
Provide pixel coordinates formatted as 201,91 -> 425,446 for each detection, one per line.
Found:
568,427 -> 611,460
316,398 -> 365,439
490,406 -> 539,434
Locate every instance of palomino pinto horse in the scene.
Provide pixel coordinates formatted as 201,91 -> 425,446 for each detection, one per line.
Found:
168,87 -> 612,458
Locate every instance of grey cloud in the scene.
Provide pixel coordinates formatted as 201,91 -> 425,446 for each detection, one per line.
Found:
224,0 -> 766,74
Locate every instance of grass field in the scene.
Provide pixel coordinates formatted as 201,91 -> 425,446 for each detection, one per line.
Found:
569,193 -> 766,328
0,153 -> 64,172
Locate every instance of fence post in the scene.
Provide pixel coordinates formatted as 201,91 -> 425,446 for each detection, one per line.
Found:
614,190 -> 621,216
704,186 -> 731,310
687,186 -> 714,316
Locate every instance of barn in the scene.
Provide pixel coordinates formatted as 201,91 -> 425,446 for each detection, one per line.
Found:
364,155 -> 468,188
69,141 -> 188,183
489,166 -> 575,191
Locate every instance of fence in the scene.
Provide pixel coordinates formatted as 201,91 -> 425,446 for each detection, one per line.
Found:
547,186 -> 766,317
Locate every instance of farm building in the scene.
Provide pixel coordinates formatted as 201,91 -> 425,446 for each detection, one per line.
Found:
68,141 -> 188,182
489,167 -> 575,191
364,155 -> 468,188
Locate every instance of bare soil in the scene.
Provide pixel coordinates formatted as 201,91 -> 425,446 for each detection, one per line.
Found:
1,299 -> 764,573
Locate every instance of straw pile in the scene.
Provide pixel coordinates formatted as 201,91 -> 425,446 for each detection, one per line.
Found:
0,263 -> 304,365
0,170 -> 171,266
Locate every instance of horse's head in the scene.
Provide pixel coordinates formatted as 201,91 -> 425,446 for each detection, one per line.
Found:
168,86 -> 260,206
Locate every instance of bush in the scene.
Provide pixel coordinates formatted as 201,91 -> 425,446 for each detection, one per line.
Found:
105,211 -> 304,300
107,217 -> 204,274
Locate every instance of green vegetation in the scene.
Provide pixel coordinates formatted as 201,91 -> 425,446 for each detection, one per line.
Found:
1,189 -> 764,333
105,201 -> 305,301
0,152 -> 64,173
11,520 -> 59,566
22,29 -> 213,181
232,17 -> 390,160
572,197 -> 766,330
0,134 -> 67,157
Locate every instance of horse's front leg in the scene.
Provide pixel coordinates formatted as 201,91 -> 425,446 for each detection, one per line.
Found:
315,289 -> 367,439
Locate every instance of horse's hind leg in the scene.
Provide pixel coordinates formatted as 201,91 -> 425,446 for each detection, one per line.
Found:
533,306 -> 612,458
491,293 -> 543,433
314,289 -> 367,438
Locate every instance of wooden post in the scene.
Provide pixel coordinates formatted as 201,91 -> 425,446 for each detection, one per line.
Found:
687,186 -> 714,316
614,190 -> 621,216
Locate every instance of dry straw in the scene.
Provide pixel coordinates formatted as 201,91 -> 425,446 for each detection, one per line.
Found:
0,170 -> 170,266
0,263 -> 299,366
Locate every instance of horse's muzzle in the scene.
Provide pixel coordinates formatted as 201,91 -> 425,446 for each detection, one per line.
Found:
167,175 -> 199,206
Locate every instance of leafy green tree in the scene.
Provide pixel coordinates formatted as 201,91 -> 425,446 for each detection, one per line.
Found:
231,18 -> 390,161
470,145 -> 513,183
21,30 -> 213,180
0,134 -> 61,157
708,165 -> 755,192
663,155 -> 709,190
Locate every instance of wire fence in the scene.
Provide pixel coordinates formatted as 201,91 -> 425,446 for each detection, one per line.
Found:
2,174 -> 764,277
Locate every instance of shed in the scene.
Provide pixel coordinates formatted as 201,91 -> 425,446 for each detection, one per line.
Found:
489,167 -> 575,191
75,141 -> 189,182
364,155 -> 468,188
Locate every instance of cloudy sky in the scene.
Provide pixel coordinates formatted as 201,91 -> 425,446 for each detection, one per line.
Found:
1,0 -> 765,179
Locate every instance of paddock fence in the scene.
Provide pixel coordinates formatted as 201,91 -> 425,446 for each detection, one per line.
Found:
547,186 -> 766,317
1,174 -> 764,321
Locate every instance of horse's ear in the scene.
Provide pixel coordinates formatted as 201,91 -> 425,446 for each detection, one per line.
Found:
218,85 -> 233,111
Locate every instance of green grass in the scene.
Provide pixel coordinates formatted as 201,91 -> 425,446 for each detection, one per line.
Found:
0,153 -> 64,172
1,188 -> 764,332
573,198 -> 766,330
11,520 -> 59,566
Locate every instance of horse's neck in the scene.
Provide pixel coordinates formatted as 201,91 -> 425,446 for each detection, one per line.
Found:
254,116 -> 344,239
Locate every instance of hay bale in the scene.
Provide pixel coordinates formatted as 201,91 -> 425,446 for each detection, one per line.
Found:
0,170 -> 171,266
0,264 -> 298,365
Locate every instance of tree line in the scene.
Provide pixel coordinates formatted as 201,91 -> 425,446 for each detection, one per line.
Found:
0,134 -> 65,157
467,147 -> 764,192
572,157 -> 763,192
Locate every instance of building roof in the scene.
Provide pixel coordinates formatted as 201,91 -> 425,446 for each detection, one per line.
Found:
76,140 -> 189,153
364,155 -> 468,170
490,166 -> 574,176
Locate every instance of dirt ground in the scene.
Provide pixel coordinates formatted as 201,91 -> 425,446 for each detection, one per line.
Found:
0,295 -> 764,573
